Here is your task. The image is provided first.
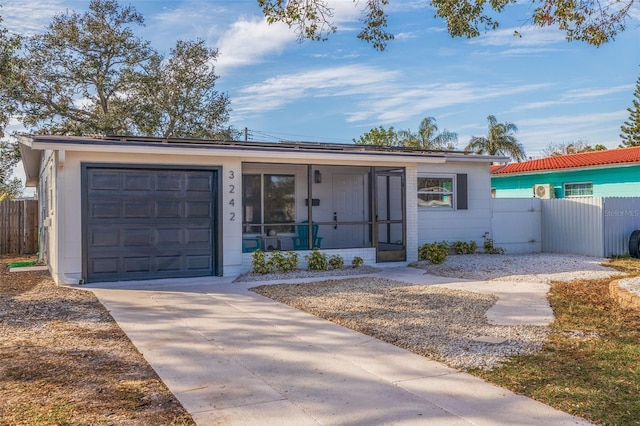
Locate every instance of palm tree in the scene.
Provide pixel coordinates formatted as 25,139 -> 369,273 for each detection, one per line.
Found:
417,116 -> 458,150
465,115 -> 526,162
401,117 -> 458,150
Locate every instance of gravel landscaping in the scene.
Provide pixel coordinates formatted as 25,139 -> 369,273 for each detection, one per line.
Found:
250,253 -> 623,371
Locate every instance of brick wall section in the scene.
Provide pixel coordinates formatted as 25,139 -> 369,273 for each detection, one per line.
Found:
609,280 -> 640,310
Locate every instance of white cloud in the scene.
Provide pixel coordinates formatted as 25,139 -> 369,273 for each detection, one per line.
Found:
232,64 -> 400,116
215,17 -> 297,72
517,110 -> 628,155
232,63 -> 553,127
344,81 -> 551,124
1,1 -> 67,35
513,85 -> 634,111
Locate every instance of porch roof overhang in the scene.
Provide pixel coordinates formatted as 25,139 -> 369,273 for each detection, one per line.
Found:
18,138 -> 42,187
18,134 -> 508,166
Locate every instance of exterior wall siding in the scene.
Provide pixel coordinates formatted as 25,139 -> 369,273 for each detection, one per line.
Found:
416,162 -> 493,248
48,150 -> 451,282
492,164 -> 640,198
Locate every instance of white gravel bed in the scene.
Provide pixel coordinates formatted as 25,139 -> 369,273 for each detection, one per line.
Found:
414,253 -> 620,284
618,276 -> 640,294
234,265 -> 379,282
247,253 -> 625,371
251,277 -> 550,370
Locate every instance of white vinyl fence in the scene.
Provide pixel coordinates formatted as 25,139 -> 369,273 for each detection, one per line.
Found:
491,197 -> 640,257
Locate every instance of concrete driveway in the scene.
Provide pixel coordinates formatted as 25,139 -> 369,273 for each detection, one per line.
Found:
86,269 -> 590,425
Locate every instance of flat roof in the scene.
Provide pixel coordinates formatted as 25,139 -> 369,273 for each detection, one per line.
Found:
18,134 -> 509,163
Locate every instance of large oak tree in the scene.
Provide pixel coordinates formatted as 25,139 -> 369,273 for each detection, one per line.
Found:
258,0 -> 636,51
8,0 -> 233,139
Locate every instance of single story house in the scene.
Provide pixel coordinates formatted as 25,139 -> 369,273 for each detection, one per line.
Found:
18,134 -> 506,284
491,146 -> 640,199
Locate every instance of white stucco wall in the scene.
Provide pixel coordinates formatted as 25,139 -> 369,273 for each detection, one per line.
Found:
416,162 -> 493,248
47,148 -> 437,282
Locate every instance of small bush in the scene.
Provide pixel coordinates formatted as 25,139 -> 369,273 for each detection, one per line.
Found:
328,254 -> 344,270
351,256 -> 364,267
451,240 -> 478,255
418,241 -> 448,264
305,248 -> 329,271
483,238 -> 505,254
251,250 -> 271,274
267,250 -> 299,272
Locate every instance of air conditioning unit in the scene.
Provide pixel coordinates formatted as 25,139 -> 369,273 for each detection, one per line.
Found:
533,184 -> 554,199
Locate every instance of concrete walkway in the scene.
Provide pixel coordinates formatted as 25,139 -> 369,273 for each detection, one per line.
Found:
85,269 -> 589,425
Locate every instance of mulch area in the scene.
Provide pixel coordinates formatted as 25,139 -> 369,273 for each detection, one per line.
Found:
0,255 -> 195,425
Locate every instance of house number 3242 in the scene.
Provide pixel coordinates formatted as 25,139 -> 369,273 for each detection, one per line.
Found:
228,170 -> 236,221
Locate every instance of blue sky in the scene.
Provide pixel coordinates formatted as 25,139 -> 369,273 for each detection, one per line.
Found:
3,0 -> 640,160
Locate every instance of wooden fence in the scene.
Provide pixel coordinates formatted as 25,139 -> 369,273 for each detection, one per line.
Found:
0,199 -> 39,255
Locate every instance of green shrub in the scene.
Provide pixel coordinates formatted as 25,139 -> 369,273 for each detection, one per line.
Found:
483,238 -> 505,254
418,241 -> 448,264
266,250 -> 299,272
305,248 -> 329,271
328,254 -> 344,270
451,240 -> 478,255
351,256 -> 364,267
251,249 -> 271,274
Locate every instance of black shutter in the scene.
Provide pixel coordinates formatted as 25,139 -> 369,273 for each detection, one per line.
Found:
456,174 -> 468,210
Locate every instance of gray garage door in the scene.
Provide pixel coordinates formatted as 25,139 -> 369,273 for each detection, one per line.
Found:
83,166 -> 218,283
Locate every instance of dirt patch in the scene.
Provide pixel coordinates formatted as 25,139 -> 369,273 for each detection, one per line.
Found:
0,256 -> 195,425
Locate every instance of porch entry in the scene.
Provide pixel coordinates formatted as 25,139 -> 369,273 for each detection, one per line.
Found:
374,168 -> 406,262
242,163 -> 405,262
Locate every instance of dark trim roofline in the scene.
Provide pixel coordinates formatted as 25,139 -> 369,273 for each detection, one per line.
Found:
18,133 -> 509,163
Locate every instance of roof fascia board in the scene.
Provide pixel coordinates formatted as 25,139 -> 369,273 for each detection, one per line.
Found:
18,140 -> 42,187
23,136 -> 505,164
492,162 -> 640,177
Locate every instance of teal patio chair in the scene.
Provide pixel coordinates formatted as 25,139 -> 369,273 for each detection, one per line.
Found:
291,220 -> 323,250
242,237 -> 262,253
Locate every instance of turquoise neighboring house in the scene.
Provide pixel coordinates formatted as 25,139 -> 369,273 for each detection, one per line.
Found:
491,146 -> 640,198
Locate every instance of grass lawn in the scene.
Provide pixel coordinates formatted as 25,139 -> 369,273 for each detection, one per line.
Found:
472,258 -> 640,425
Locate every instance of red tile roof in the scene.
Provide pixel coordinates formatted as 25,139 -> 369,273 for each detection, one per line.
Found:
491,146 -> 640,175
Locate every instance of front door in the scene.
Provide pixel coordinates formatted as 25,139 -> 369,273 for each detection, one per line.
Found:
331,173 -> 366,248
375,168 -> 406,262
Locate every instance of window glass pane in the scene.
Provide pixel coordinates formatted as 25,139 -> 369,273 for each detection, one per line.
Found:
264,174 -> 295,234
564,182 -> 593,197
242,174 -> 262,233
418,177 -> 453,208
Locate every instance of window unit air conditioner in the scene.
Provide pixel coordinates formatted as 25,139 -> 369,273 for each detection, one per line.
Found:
534,184 -> 554,199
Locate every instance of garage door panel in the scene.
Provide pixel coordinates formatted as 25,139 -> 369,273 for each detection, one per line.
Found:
91,201 -> 120,218
123,173 -> 154,191
91,257 -> 120,274
89,171 -> 120,190
85,167 -> 217,282
123,228 -> 153,246
156,228 -> 182,245
156,201 -> 182,218
187,255 -> 213,271
123,201 -> 153,218
185,201 -> 211,218
124,257 -> 151,273
186,228 -> 211,244
90,228 -> 120,247
156,173 -> 184,191
186,175 -> 213,191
